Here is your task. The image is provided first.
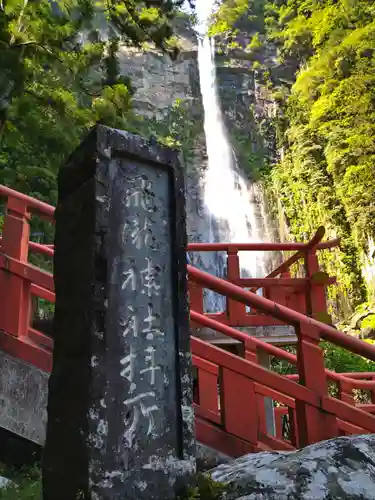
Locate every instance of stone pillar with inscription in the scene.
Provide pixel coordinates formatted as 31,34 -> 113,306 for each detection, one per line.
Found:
42,125 -> 196,500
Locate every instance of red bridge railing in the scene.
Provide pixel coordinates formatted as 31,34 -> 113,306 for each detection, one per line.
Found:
1,184 -> 375,457
188,266 -> 375,454
0,183 -> 339,366
188,228 -> 339,329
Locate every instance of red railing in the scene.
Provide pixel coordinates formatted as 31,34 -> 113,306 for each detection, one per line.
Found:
0,184 -> 339,366
2,184 -> 375,457
188,266 -> 375,454
188,227 -> 339,329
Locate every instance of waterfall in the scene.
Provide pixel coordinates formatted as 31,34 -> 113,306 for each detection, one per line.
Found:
191,0 -> 269,313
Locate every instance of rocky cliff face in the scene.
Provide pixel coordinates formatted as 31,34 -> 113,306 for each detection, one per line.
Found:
117,23 -> 281,250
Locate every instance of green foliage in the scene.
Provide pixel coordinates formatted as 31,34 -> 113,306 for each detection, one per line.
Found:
260,0 -> 375,312
0,468 -> 227,500
0,465 -> 41,500
271,339 -> 375,377
323,339 -> 375,374
212,0 -> 375,313
178,474 -> 227,500
246,31 -> 262,52
208,0 -> 251,37
0,0 -> 190,204
361,314 -> 375,330
122,97 -> 203,165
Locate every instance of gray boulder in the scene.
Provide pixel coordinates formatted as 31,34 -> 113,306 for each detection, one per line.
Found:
210,434 -> 375,499
0,476 -> 14,489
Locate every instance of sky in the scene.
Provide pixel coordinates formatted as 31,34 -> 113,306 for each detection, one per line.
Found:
181,0 -> 217,25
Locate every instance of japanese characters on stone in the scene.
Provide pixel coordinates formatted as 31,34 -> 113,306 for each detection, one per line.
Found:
119,172 -> 171,449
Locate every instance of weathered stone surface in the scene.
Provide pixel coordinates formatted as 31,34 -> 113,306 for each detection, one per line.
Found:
42,125 -> 195,500
210,434 -> 375,499
0,476 -> 14,489
0,351 -> 48,444
196,443 -> 231,472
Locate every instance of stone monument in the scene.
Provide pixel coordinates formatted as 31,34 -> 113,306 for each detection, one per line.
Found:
42,125 -> 196,499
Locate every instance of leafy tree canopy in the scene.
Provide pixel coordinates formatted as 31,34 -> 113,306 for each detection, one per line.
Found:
207,0 -> 375,309
266,0 -> 375,307
0,0 -> 192,202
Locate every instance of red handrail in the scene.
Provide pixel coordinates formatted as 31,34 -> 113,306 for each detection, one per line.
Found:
187,241 -> 339,251
2,183 -> 375,454
0,185 -> 55,219
190,309 -> 375,389
187,264 -> 375,363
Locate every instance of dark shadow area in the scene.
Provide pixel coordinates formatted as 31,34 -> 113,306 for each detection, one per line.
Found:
0,427 -> 42,469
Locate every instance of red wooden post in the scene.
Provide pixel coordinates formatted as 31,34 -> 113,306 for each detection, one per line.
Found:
226,249 -> 246,325
371,378 -> 375,406
220,367 -> 259,450
244,339 -> 268,434
0,197 -> 31,337
188,281 -> 204,328
193,357 -> 219,414
304,249 -> 329,322
338,379 -> 355,405
295,324 -> 338,446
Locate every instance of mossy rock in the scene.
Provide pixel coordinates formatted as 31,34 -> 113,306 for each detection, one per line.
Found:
360,314 -> 375,330
178,474 -> 228,500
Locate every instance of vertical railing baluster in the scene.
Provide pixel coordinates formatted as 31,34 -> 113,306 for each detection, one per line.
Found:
227,248 -> 246,325
0,197 -> 31,337
304,249 -> 329,322
295,324 -> 338,446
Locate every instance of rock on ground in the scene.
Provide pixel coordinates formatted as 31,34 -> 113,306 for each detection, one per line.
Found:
210,434 -> 375,499
196,442 -> 231,471
0,476 -> 14,489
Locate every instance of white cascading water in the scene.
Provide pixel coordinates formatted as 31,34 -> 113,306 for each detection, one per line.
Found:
193,0 -> 268,312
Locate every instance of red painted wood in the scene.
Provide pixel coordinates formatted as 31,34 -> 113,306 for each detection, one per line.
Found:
305,250 -> 329,321
188,281 -> 204,328
0,184 -> 55,219
195,417 -> 256,457
0,329 -> 52,372
30,284 -> 56,303
0,256 -> 54,291
226,251 -> 247,324
295,325 -> 338,446
193,404 -> 221,425
188,264 -> 375,362
197,368 -> 219,415
322,397 -> 375,432
338,380 -> 355,405
337,419 -> 366,436
254,383 -> 295,408
244,344 -> 267,435
258,432 -> 295,451
221,368 -> 259,445
0,199 -> 31,337
4,185 -> 375,456
28,327 -> 54,351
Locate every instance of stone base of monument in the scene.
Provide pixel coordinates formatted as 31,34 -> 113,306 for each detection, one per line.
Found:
209,434 -> 375,500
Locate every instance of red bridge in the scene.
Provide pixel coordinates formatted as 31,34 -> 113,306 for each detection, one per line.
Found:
1,183 -> 375,458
